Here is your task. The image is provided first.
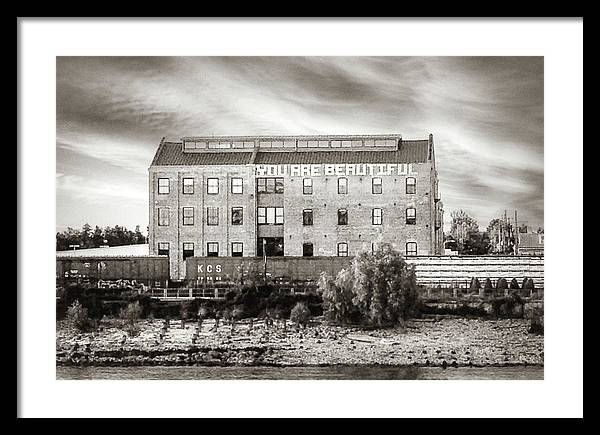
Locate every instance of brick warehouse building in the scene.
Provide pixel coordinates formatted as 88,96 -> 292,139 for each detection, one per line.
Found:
149,134 -> 444,280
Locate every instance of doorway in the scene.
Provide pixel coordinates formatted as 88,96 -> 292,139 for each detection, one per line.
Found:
257,237 -> 284,257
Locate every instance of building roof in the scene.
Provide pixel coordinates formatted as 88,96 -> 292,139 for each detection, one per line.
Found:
150,137 -> 431,167
56,244 -> 149,258
519,233 -> 544,249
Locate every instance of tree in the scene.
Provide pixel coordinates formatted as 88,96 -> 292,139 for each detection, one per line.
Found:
319,245 -> 419,327
449,210 -> 479,253
462,231 -> 491,255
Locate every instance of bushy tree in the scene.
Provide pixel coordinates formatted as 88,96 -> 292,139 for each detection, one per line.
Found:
509,278 -> 520,290
483,278 -> 494,294
290,302 -> 311,327
319,246 -> 419,326
66,300 -> 90,332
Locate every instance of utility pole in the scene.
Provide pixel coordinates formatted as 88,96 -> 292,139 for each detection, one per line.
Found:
514,210 -> 519,255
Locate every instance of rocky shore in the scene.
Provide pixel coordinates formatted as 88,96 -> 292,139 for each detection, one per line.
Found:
56,317 -> 543,368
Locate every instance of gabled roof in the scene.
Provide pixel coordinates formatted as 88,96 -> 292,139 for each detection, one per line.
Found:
150,137 -> 431,167
519,233 -> 544,248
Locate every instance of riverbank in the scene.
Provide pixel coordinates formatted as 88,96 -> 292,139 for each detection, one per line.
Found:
56,316 -> 543,368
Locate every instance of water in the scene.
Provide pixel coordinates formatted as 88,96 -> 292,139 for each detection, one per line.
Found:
56,365 -> 543,380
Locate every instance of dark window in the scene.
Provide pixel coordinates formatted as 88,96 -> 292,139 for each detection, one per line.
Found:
303,209 -> 313,226
372,208 -> 382,225
158,242 -> 169,256
406,207 -> 416,225
158,178 -> 169,194
303,178 -> 313,195
182,207 -> 194,226
183,242 -> 194,260
256,178 -> 284,194
338,209 -> 348,225
207,207 -> 219,226
303,243 -> 314,257
337,242 -> 348,257
372,177 -> 382,194
207,242 -> 219,257
406,242 -> 417,256
338,177 -> 348,194
158,208 -> 169,226
207,178 -> 219,195
406,177 -> 416,194
231,242 -> 243,257
231,207 -> 243,225
231,178 -> 243,194
183,178 -> 194,194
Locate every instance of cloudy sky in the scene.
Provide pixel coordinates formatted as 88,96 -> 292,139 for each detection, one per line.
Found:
56,56 -> 543,234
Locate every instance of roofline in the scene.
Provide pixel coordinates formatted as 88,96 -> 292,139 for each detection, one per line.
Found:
179,133 -> 403,142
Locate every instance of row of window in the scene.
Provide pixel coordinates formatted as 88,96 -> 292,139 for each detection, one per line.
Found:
183,138 -> 398,150
157,206 -> 418,226
157,241 -> 418,257
157,176 -> 417,195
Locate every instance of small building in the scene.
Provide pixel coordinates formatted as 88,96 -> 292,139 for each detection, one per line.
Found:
518,233 -> 544,256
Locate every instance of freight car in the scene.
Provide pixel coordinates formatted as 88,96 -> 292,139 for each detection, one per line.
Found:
56,256 -> 169,289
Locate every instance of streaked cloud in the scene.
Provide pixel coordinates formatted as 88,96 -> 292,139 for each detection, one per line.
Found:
56,56 -> 543,233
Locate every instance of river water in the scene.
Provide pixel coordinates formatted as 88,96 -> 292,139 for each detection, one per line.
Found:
56,365 -> 543,380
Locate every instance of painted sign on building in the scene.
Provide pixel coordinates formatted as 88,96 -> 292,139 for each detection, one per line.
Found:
254,163 -> 418,177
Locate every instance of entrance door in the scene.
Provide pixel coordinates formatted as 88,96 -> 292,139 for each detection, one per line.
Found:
257,237 -> 284,257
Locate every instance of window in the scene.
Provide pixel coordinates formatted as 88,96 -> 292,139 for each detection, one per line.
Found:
232,242 -> 243,257
257,207 -> 266,224
182,207 -> 194,226
183,178 -> 194,194
303,243 -> 314,257
303,178 -> 313,195
207,207 -> 219,226
158,178 -> 170,194
338,177 -> 348,194
406,207 -> 416,225
158,208 -> 169,226
338,209 -> 348,225
231,178 -> 243,194
256,178 -> 284,194
303,209 -> 313,226
207,178 -> 219,195
231,207 -> 243,225
337,242 -> 348,257
257,207 -> 284,225
372,177 -> 382,194
372,208 -> 383,225
207,242 -> 219,257
406,177 -> 416,194
183,242 -> 194,260
158,242 -> 169,256
275,178 -> 284,194
406,242 -> 417,256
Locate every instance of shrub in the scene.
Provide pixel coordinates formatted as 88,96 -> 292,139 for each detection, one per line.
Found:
523,278 -> 535,290
509,278 -> 520,290
232,306 -> 245,321
483,278 -> 493,295
469,277 -> 481,292
120,301 -> 142,326
66,300 -> 90,332
496,278 -> 508,290
290,302 -> 311,326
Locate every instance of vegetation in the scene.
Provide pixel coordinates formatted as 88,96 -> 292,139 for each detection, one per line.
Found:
509,278 -> 520,290
319,246 -> 419,326
496,278 -> 508,291
469,277 -> 481,292
290,302 -> 311,327
56,224 -> 147,251
120,301 -> 142,337
66,300 -> 90,332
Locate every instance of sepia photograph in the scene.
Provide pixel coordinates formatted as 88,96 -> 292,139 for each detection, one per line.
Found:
54,56 -> 544,380
18,18 -> 583,419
